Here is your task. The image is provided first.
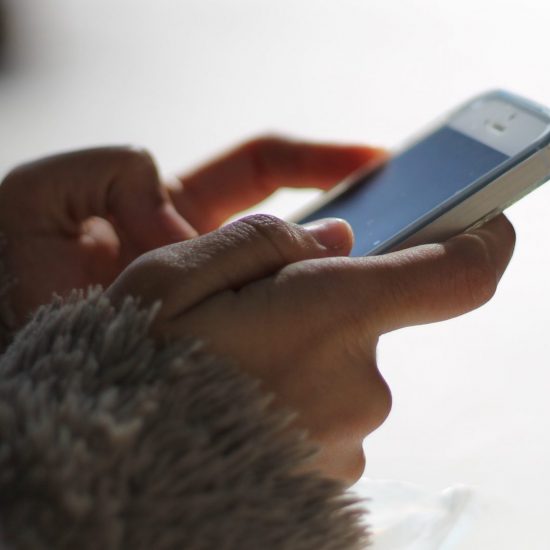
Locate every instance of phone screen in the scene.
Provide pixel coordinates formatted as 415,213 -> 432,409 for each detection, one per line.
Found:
299,126 -> 510,256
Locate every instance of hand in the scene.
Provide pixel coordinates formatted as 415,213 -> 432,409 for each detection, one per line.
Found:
106,212 -> 516,483
0,138 -> 383,323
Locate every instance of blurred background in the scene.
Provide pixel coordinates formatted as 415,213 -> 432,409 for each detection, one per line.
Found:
1,1 -> 549,548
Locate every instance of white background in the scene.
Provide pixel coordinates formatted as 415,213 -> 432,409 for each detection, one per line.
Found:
1,1 -> 550,547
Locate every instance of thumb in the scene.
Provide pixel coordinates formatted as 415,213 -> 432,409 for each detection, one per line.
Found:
118,214 -> 354,313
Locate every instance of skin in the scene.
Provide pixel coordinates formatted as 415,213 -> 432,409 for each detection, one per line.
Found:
0,137 -> 516,484
0,138 -> 382,322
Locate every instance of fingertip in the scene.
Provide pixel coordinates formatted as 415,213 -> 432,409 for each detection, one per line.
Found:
470,213 -> 514,238
466,213 -> 516,281
351,145 -> 390,162
483,213 -> 516,249
328,144 -> 390,174
302,217 -> 354,255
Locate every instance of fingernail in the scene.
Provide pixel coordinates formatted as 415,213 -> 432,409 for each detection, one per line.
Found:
302,218 -> 354,250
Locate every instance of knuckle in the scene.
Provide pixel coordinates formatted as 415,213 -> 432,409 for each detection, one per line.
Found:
237,214 -> 300,262
328,447 -> 366,486
111,251 -> 155,289
116,145 -> 159,178
325,350 -> 392,439
107,146 -> 163,207
1,164 -> 33,193
0,163 -> 45,216
373,373 -> 393,428
309,444 -> 365,485
355,366 -> 392,434
0,168 -> 21,195
107,249 -> 175,311
239,213 -> 288,232
345,448 -> 366,485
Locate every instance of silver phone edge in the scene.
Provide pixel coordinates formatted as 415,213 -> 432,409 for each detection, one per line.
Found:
289,91 -> 550,255
386,144 -> 550,253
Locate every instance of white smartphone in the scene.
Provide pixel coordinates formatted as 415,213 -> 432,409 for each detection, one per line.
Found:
296,90 -> 550,256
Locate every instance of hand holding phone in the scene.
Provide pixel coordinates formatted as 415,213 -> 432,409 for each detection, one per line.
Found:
107,209 -> 515,483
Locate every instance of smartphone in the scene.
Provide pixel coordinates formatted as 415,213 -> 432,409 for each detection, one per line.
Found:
296,90 -> 550,256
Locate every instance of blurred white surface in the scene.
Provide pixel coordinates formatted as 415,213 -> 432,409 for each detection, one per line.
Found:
355,478 -> 477,550
2,1 -> 550,547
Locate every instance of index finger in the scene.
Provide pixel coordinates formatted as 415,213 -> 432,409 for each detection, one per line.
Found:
366,215 -> 516,333
169,136 -> 387,233
284,215 -> 516,337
